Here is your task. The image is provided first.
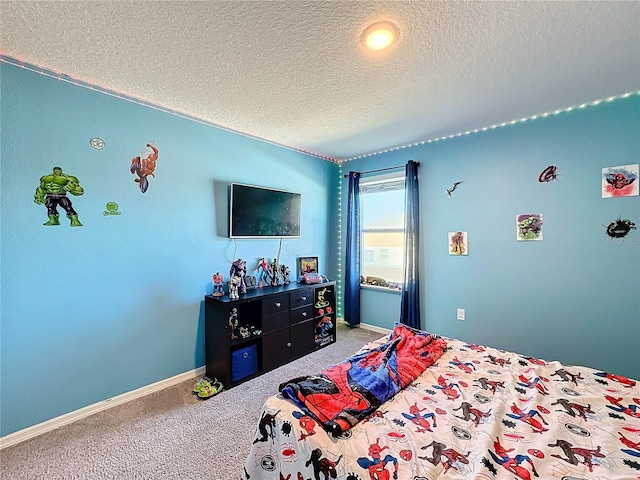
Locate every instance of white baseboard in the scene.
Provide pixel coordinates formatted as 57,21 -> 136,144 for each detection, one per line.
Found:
337,317 -> 391,335
358,322 -> 392,335
0,366 -> 206,450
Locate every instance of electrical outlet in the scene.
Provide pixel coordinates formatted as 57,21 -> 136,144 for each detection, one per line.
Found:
457,308 -> 465,321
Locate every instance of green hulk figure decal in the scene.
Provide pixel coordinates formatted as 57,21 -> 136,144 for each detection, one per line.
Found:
34,167 -> 84,226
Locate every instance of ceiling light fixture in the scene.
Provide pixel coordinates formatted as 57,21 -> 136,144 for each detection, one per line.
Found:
362,21 -> 398,50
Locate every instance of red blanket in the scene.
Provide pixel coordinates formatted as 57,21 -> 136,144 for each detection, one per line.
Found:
279,323 -> 447,436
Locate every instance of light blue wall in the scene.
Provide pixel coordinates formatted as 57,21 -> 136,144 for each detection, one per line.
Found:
342,95 -> 640,379
0,62 -> 339,437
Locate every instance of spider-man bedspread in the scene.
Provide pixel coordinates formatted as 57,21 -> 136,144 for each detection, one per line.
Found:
242,324 -> 640,480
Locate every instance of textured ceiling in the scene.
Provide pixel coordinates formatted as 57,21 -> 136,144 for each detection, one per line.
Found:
1,1 -> 639,161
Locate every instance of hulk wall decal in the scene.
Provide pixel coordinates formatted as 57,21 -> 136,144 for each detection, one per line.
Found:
34,166 -> 84,226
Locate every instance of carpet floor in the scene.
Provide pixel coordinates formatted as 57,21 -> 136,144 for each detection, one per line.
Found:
0,323 -> 383,479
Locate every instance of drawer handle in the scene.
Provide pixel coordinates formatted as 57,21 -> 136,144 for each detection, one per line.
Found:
302,312 -> 307,317
243,352 -> 249,359
275,302 -> 281,308
301,296 -> 307,301
287,342 -> 291,347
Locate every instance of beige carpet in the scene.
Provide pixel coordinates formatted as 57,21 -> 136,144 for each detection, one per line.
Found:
0,324 -> 383,480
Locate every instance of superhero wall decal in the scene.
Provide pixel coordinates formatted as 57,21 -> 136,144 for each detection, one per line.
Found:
538,164 -> 558,183
130,143 -> 159,193
448,232 -> 468,255
516,214 -> 543,241
602,164 -> 638,198
34,166 -> 84,226
606,218 -> 637,239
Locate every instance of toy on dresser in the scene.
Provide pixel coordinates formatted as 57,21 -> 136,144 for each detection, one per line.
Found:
267,258 -> 282,286
256,257 -> 269,288
229,258 -> 247,300
212,272 -> 225,296
299,271 -> 328,284
280,264 -> 291,285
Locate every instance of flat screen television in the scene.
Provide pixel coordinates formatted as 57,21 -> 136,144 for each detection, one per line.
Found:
229,183 -> 301,238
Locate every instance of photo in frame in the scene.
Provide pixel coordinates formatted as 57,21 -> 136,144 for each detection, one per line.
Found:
298,256 -> 318,276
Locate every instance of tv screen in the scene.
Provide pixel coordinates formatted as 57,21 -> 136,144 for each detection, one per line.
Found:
229,183 -> 301,238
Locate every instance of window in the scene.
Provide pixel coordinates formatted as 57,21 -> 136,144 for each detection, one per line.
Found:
360,173 -> 405,287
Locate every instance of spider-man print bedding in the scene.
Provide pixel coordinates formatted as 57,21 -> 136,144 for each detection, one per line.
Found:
242,325 -> 640,480
279,324 -> 447,437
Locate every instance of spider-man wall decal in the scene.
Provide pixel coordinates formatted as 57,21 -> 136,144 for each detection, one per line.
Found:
130,143 -> 158,193
602,164 -> 639,197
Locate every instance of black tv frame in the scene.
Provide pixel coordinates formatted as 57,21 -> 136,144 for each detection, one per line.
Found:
229,183 -> 301,239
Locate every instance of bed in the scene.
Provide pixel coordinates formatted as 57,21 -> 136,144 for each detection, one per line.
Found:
242,323 -> 640,480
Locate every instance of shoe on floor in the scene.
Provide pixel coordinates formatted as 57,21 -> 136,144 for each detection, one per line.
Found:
197,381 -> 223,399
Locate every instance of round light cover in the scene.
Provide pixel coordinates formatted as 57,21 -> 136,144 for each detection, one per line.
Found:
363,21 -> 398,50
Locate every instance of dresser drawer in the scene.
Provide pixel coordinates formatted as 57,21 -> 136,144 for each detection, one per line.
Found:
262,294 -> 289,317
290,289 -> 313,309
290,305 -> 314,325
262,311 -> 289,334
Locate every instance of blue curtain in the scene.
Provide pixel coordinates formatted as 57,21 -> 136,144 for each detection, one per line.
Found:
400,160 -> 420,328
344,172 -> 361,327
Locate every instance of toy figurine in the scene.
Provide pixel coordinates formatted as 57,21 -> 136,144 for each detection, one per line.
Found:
268,258 -> 281,286
256,257 -> 269,288
315,288 -> 329,308
280,264 -> 291,285
228,307 -> 239,339
212,272 -> 225,296
230,258 -> 248,295
228,275 -> 241,300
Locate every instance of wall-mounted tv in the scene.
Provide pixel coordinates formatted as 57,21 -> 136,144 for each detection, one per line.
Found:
229,183 -> 301,238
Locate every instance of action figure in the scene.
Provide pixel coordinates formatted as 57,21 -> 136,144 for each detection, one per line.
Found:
268,258 -> 282,286
315,288 -> 329,308
230,258 -> 248,294
228,307 -> 239,339
280,264 -> 291,285
34,166 -> 84,226
256,257 -> 269,288
228,275 -> 241,300
212,273 -> 225,297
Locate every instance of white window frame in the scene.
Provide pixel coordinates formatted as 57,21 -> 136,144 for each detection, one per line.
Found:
359,172 -> 405,290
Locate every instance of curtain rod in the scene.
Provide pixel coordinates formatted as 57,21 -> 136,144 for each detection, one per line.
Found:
342,162 -> 419,178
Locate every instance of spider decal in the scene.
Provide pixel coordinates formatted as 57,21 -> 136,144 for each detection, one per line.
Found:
606,218 -> 636,238
538,165 -> 558,182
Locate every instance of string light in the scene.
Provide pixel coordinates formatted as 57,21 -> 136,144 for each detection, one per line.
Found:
3,54 -> 637,169
342,90 -> 640,163
0,54 -> 340,163
336,166 -> 344,320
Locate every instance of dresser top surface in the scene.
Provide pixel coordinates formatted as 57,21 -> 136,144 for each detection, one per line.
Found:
206,281 -> 334,303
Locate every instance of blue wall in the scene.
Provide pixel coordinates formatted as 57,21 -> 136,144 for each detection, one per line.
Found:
2,59 -> 638,439
0,62 -> 340,437
343,96 -> 639,379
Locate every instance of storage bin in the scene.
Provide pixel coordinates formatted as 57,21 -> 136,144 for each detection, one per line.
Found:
231,344 -> 258,382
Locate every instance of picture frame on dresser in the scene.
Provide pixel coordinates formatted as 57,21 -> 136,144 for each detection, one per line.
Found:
298,256 -> 318,276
